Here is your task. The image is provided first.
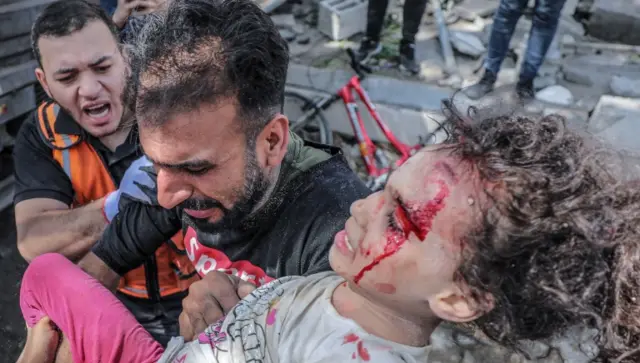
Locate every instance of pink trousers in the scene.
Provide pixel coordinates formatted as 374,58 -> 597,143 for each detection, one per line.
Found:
20,253 -> 165,363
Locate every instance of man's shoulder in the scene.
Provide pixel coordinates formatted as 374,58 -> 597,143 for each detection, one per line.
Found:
14,109 -> 49,151
289,155 -> 370,208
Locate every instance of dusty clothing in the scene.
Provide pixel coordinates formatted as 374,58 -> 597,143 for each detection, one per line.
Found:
21,254 -> 430,363
92,132 -> 371,284
160,272 -> 431,362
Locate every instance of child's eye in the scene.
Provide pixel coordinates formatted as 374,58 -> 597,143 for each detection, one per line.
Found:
387,211 -> 401,231
387,205 -> 418,237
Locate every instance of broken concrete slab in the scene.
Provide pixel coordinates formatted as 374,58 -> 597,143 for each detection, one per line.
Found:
579,0 -> 640,46
535,85 -> 574,106
588,96 -> 640,153
609,75 -> 640,99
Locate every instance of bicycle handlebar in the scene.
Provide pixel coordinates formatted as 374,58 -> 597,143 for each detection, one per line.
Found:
346,48 -> 373,78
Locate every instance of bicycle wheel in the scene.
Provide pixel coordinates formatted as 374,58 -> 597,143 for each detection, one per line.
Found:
283,91 -> 333,145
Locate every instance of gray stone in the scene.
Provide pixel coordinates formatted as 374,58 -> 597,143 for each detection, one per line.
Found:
609,75 -> 640,98
271,14 -> 297,28
590,95 -> 640,152
561,62 -> 616,87
450,31 -> 486,58
535,85 -> 574,106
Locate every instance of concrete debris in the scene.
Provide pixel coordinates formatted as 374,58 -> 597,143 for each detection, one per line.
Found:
535,85 -> 574,106
561,62 -> 610,87
271,13 -> 297,28
574,0 -> 640,46
588,96 -> 640,153
609,75 -> 640,98
450,31 -> 486,58
454,0 -> 500,19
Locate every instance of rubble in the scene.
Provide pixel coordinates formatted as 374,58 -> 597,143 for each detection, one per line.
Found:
609,75 -> 640,99
535,85 -> 574,106
589,95 -> 640,152
574,0 -> 640,46
450,31 -> 486,58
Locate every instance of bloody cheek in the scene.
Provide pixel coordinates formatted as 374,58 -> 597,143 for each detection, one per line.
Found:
352,180 -> 450,284
353,229 -> 405,284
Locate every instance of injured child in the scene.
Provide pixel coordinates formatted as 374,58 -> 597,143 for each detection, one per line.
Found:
17,108 -> 640,363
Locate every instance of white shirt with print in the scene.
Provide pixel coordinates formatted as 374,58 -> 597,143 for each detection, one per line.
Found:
158,272 -> 431,363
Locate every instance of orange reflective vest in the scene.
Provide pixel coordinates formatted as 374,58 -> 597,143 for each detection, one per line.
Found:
36,100 -> 199,300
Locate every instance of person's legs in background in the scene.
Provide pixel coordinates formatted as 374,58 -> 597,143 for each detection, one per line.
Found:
516,0 -> 567,100
399,0 -> 429,74
355,0 -> 428,74
464,0 -> 528,99
19,253 -> 164,363
355,0 -> 389,62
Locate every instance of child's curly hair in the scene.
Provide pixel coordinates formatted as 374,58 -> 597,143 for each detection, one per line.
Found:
440,102 -> 640,362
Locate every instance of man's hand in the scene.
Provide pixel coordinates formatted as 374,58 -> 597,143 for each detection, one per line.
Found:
112,0 -> 163,28
102,155 -> 157,222
179,271 -> 256,341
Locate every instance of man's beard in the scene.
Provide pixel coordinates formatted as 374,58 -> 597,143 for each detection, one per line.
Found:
180,147 -> 271,234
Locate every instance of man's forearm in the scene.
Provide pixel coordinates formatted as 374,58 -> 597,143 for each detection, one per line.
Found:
78,252 -> 121,291
17,199 -> 106,262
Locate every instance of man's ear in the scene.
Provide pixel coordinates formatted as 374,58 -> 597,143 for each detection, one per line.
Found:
256,114 -> 289,168
428,285 -> 494,323
34,68 -> 52,99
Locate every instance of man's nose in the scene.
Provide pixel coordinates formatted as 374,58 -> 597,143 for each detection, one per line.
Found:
77,74 -> 102,98
156,169 -> 192,210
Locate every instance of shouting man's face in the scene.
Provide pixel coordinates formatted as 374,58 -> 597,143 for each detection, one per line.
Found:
139,99 -> 289,233
35,20 -> 127,138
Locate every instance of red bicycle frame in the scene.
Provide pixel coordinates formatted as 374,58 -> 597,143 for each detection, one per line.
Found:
337,75 -> 420,177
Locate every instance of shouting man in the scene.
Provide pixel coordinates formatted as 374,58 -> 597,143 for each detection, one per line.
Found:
80,0 -> 371,340
13,0 -> 197,345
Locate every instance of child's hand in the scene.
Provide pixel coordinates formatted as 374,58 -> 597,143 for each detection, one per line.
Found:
179,272 -> 256,341
17,317 -> 60,363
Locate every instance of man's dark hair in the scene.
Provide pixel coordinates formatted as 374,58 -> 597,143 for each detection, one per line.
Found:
439,102 -> 640,362
125,0 -> 289,143
31,0 -> 119,68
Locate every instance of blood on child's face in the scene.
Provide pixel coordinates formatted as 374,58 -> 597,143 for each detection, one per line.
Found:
329,147 -> 477,308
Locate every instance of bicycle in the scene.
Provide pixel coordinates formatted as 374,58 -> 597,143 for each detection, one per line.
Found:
284,49 -> 430,191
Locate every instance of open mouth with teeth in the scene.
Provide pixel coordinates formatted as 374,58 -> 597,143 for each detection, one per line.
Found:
83,103 -> 111,119
345,234 -> 355,253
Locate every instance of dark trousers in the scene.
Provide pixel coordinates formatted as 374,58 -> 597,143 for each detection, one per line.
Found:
116,291 -> 184,347
485,0 -> 567,81
365,0 -> 429,44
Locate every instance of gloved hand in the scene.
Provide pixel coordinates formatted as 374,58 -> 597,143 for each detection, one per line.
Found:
102,155 -> 158,222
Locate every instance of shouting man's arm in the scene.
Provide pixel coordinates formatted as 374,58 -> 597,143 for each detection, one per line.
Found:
15,199 -> 107,262
12,117 -> 108,262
